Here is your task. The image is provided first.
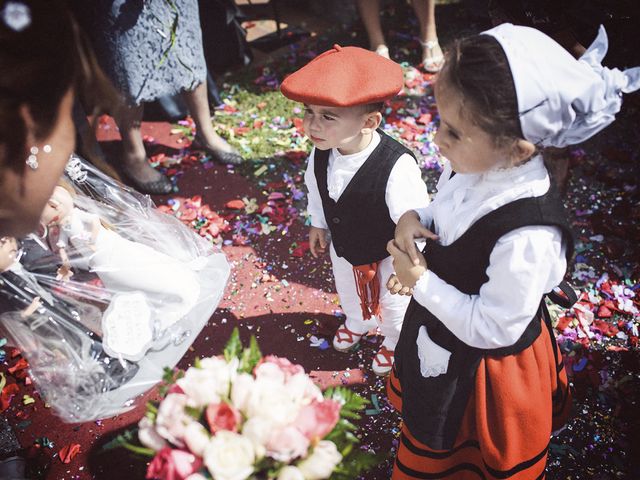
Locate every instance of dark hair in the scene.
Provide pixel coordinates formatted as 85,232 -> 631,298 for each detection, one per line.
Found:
439,35 -> 523,147
0,0 -> 117,176
360,102 -> 385,114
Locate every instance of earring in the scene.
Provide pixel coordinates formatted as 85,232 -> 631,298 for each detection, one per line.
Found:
25,144 -> 51,170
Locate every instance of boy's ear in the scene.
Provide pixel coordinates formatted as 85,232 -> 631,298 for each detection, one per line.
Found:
362,111 -> 382,134
510,139 -> 536,164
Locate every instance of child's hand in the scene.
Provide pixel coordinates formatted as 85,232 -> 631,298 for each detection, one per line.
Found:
387,240 -> 427,288
386,274 -> 413,296
395,210 -> 438,265
309,226 -> 329,258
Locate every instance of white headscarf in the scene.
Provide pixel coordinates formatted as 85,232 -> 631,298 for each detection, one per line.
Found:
483,23 -> 640,148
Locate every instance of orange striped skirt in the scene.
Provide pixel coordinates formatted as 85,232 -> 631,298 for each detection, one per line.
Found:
387,322 -> 571,480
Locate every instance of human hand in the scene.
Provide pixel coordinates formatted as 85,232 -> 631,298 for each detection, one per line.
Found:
309,226 -> 329,258
387,240 -> 427,288
386,273 -> 413,296
395,210 -> 438,265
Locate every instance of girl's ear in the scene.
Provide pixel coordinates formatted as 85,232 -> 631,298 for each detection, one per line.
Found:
361,111 -> 382,134
510,138 -> 536,165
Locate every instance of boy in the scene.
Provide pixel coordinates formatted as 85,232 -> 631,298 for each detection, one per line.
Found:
281,44 -> 430,375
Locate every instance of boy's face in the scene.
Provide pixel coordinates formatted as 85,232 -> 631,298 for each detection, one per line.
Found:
302,104 -> 378,153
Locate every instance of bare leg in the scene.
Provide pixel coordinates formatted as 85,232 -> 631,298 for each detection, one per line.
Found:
411,0 -> 443,70
182,82 -> 238,155
114,103 -> 163,183
356,0 -> 387,54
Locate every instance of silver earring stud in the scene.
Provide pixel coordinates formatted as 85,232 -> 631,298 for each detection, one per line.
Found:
25,144 -> 51,170
26,153 -> 38,170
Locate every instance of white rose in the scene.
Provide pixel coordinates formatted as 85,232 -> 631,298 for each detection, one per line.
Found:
137,416 -> 167,452
201,356 -> 240,378
297,441 -> 342,480
184,421 -> 210,457
254,361 -> 286,384
245,378 -> 301,427
241,417 -> 272,458
186,475 -> 208,480
277,466 -> 305,480
230,373 -> 254,413
204,431 -> 255,480
285,372 -> 322,407
178,357 -> 237,407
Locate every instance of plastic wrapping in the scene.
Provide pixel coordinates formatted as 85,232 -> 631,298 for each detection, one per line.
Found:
0,155 -> 230,422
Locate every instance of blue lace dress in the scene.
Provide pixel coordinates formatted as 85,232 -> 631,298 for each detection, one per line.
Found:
77,0 -> 207,105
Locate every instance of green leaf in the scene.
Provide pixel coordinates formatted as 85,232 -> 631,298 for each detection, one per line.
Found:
158,367 -> 183,397
322,387 -> 372,453
224,327 -> 243,362
239,335 -> 263,373
330,449 -> 385,480
144,402 -> 158,422
325,387 -> 369,421
121,443 -> 157,458
185,406 -> 203,420
161,366 -> 174,383
100,428 -> 154,458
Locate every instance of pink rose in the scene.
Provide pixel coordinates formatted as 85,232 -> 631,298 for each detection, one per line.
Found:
146,448 -> 202,480
294,399 -> 341,441
259,356 -> 304,379
206,402 -> 241,434
266,426 -> 310,462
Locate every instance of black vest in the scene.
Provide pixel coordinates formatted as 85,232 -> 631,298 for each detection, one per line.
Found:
313,130 -> 416,266
394,188 -> 575,450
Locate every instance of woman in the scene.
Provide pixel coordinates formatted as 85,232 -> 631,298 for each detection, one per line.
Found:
0,2 -> 117,476
0,0 -> 115,238
72,0 -> 245,194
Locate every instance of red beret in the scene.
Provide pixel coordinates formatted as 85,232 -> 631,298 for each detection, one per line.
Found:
280,44 -> 403,107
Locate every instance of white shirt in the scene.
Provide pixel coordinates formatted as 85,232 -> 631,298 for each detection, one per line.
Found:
413,155 -> 567,349
304,131 -> 430,229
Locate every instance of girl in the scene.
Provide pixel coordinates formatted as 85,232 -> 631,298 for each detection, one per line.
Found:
385,24 -> 640,479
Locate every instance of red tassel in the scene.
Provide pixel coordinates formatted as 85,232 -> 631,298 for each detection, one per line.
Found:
352,263 -> 381,321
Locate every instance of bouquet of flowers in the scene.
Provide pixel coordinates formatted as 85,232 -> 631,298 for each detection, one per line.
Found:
109,328 -> 380,480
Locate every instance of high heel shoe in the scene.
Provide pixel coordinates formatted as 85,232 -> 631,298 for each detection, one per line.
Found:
121,166 -> 173,195
191,136 -> 245,165
118,160 -> 173,196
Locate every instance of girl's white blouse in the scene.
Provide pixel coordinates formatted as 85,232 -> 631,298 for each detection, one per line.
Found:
413,155 -> 567,349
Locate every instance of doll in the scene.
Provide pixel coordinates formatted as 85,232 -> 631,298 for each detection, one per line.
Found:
0,236 -> 139,388
0,236 -> 47,316
40,185 -> 202,360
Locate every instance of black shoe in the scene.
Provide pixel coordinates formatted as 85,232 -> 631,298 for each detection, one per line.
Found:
191,137 -> 245,165
0,456 -> 28,480
121,166 -> 173,195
